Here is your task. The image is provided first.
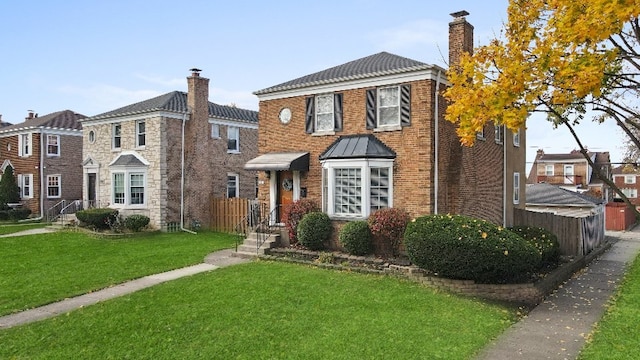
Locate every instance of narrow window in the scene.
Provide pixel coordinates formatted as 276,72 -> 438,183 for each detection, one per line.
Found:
227,174 -> 238,198
370,167 -> 390,212
129,173 -> 145,204
19,174 -> 33,199
19,134 -> 32,156
494,124 -> 503,144
112,124 -> 122,149
47,135 -> 60,156
211,124 -> 220,139
513,128 -> 520,147
315,94 -> 334,132
227,126 -> 239,152
513,172 -> 520,204
136,121 -> 146,147
113,173 -> 125,204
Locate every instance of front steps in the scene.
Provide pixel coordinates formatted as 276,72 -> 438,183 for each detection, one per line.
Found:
233,232 -> 280,258
50,213 -> 78,228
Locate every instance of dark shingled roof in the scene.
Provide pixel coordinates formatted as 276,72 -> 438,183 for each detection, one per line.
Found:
110,154 -> 146,167
612,165 -> 640,175
0,110 -> 85,134
85,91 -> 258,123
320,134 -> 396,160
254,52 -> 433,95
526,183 -> 603,206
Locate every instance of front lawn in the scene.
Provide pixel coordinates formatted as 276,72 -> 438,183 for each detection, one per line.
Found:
0,222 -> 49,235
0,261 -> 518,359
579,255 -> 640,359
0,230 -> 235,316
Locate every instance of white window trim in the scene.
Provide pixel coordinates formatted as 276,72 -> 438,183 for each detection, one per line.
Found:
377,85 -> 401,128
136,120 -> 146,148
112,123 -> 122,150
619,188 -> 638,198
564,164 -> 574,176
211,124 -> 220,139
315,93 -> 335,133
110,167 -> 147,209
18,133 -> 32,157
47,174 -> 62,198
624,175 -> 636,184
321,158 -> 394,219
494,124 -> 503,144
227,173 -> 239,198
545,165 -> 554,176
46,135 -> 60,156
513,172 -> 520,205
513,128 -> 521,147
227,126 -> 240,153
18,173 -> 34,199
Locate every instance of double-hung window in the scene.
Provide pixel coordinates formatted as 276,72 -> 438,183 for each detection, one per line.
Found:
494,124 -> 503,144
17,174 -> 33,199
545,165 -> 554,176
377,86 -> 401,127
112,124 -> 122,149
136,120 -> 145,147
315,94 -> 335,132
620,188 -> 638,198
47,175 -> 61,198
18,133 -> 32,157
227,173 -> 238,198
227,126 -> 239,152
129,173 -> 145,204
47,135 -> 60,156
366,84 -> 410,130
624,175 -> 636,184
112,171 -> 146,206
513,172 -> 520,204
322,159 -> 393,218
211,124 -> 220,139
305,93 -> 343,134
513,128 -> 520,147
113,173 -> 125,204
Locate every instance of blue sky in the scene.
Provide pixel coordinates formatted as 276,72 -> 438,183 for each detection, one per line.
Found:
0,0 -> 625,168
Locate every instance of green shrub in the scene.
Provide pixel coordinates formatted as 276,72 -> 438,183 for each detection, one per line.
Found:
0,165 -> 20,208
297,212 -> 332,251
124,214 -> 150,232
8,208 -> 31,221
76,208 -> 119,230
508,226 -> 560,267
404,214 -> 541,284
368,208 -> 410,256
0,210 -> 9,221
339,221 -> 373,256
283,199 -> 320,244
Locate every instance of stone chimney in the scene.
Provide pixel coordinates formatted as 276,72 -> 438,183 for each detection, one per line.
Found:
449,10 -> 474,69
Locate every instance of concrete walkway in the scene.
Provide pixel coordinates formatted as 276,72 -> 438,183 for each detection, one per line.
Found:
475,227 -> 640,360
0,227 -> 56,237
0,249 -> 250,329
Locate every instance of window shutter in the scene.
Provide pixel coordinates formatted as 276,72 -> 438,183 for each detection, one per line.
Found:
305,96 -> 315,134
400,84 -> 411,127
17,135 -> 23,156
334,93 -> 343,132
366,89 -> 376,129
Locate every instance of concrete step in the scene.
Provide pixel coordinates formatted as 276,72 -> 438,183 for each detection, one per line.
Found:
233,233 -> 280,258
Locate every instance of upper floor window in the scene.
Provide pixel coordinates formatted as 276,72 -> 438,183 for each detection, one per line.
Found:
136,120 -> 145,147
227,126 -> 239,152
227,173 -> 238,198
211,124 -> 220,139
366,85 -> 410,130
47,174 -> 61,198
47,135 -> 60,156
305,93 -> 343,134
18,133 -> 32,157
619,188 -> 638,198
513,172 -> 520,204
624,175 -> 636,184
476,126 -> 485,141
545,165 -> 554,176
495,124 -> 503,144
112,124 -> 122,149
513,128 -> 521,147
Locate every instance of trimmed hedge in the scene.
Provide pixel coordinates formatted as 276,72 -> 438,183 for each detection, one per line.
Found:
339,221 -> 373,256
297,212 -> 332,251
0,208 -> 31,221
124,214 -> 150,232
283,199 -> 320,244
404,214 -> 541,284
76,208 -> 119,230
508,226 -> 560,267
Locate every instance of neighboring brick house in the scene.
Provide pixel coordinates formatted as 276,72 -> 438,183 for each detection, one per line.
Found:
0,110 -> 85,217
247,11 -> 526,243
612,165 -> 640,206
527,149 -> 611,200
80,70 -> 258,230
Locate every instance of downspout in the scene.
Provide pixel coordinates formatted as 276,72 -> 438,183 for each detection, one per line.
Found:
434,69 -> 442,214
180,110 -> 197,234
23,130 -> 45,222
503,128 -> 507,227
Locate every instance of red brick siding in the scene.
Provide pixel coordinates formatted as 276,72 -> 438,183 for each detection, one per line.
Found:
0,133 -> 41,215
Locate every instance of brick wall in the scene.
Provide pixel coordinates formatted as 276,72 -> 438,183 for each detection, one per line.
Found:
0,133 -> 41,215
43,133 -> 83,212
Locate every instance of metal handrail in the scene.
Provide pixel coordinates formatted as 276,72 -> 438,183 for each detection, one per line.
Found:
255,205 -> 280,253
234,201 -> 280,254
46,200 -> 66,222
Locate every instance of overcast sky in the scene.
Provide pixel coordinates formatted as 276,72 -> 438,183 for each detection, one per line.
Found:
0,0 -> 626,169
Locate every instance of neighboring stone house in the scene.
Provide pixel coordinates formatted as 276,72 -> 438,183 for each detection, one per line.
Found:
527,149 -> 611,200
612,165 -> 640,206
80,70 -> 258,231
0,110 -> 85,217
247,11 -> 526,245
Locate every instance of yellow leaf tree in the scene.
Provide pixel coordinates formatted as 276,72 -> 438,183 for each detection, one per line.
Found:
444,0 -> 640,214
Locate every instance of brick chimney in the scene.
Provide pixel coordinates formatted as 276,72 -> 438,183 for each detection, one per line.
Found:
449,10 -> 474,69
25,110 -> 36,121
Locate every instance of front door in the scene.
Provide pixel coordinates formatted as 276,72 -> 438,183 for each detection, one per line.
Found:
277,171 -> 294,222
88,173 -> 96,208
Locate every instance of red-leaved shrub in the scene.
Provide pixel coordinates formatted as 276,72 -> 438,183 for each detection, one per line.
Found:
283,199 -> 320,244
368,208 -> 410,256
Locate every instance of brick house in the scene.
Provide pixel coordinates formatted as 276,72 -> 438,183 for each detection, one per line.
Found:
247,11 -> 526,244
80,70 -> 258,231
0,110 -> 85,217
527,149 -> 611,200
612,165 -> 640,206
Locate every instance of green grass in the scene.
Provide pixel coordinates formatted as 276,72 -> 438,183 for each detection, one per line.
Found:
579,255 -> 640,359
0,222 -> 49,235
0,261 -> 518,360
0,230 -> 235,316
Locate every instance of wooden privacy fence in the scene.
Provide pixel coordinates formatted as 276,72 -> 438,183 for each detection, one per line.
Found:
210,197 -> 252,233
514,208 -> 604,256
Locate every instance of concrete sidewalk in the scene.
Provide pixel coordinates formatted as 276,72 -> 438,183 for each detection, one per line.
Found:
0,249 -> 250,329
475,228 -> 640,360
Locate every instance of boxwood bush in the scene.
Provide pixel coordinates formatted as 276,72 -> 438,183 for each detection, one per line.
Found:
339,220 -> 373,256
283,199 -> 320,244
404,214 -> 541,284
508,225 -> 560,267
76,208 -> 119,230
297,212 -> 332,251
124,214 -> 150,232
8,208 -> 31,221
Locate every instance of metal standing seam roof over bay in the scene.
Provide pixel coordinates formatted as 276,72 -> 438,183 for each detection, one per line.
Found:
244,152 -> 310,171
319,134 -> 396,160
